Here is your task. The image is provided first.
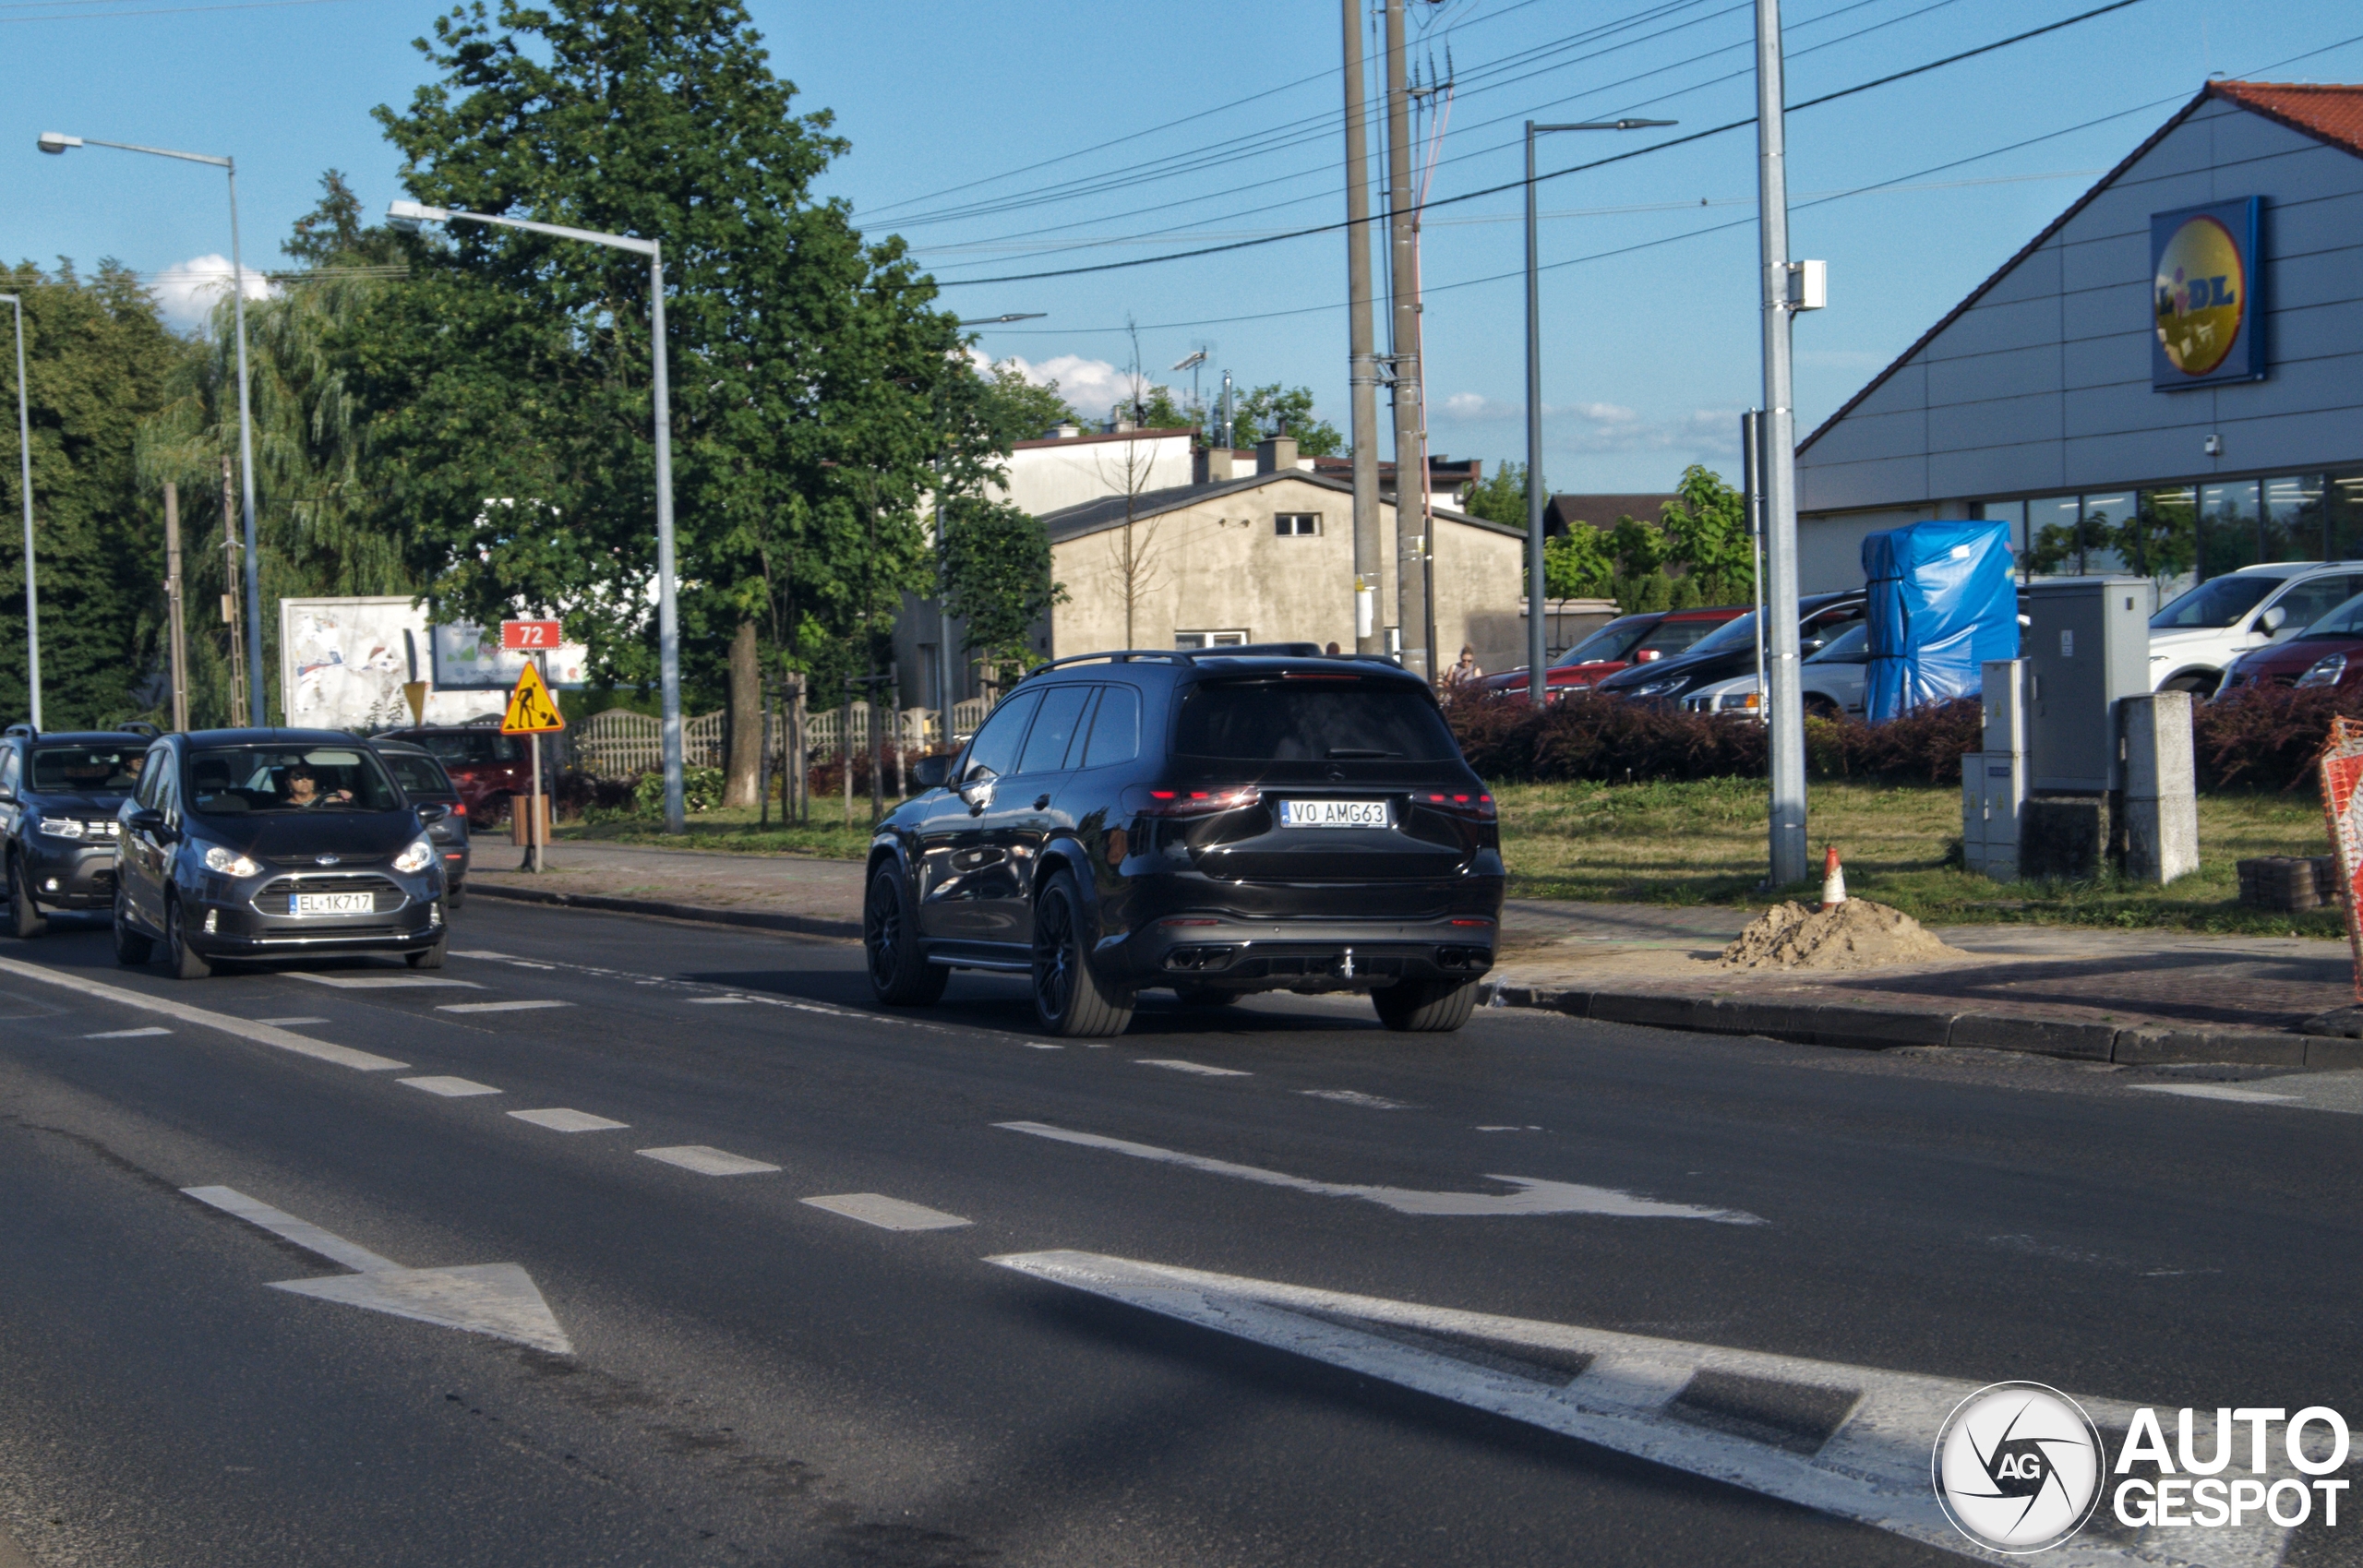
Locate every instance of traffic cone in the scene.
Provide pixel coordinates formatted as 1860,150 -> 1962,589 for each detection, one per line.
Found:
1820,845 -> 1847,911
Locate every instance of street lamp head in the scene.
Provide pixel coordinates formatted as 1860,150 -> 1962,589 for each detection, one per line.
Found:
1612,118 -> 1679,130
37,133 -> 81,155
386,197 -> 450,233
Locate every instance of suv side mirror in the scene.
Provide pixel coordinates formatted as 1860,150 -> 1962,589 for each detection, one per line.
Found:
2261,605 -> 2289,634
417,802 -> 452,825
126,807 -> 165,835
957,767 -> 997,813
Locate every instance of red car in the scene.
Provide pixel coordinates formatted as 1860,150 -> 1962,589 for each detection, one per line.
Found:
1474,607 -> 1747,700
375,724 -> 534,821
2219,592 -> 2363,695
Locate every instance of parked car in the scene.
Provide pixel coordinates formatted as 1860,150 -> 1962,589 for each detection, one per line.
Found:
1472,606 -> 1745,700
2217,590 -> 2363,695
1681,621 -> 1873,719
0,726 -> 153,939
861,650 -> 1505,1037
113,729 -> 452,979
375,721 -> 533,822
2149,560 -> 2363,698
1594,592 -> 1868,708
375,739 -> 473,908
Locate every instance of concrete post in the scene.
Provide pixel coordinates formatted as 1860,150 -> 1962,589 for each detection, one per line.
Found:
2121,690 -> 2198,884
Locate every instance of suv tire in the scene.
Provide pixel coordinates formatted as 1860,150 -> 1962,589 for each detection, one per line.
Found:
165,895 -> 211,981
113,887 -> 153,965
407,912 -> 449,970
1372,977 -> 1477,1033
865,868 -> 947,1006
1031,872 -> 1133,1037
6,853 -> 45,940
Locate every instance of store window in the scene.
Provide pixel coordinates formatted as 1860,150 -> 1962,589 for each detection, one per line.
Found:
2200,481 -> 2261,580
2136,486 -> 2198,591
2026,497 -> 2081,576
2333,473 -> 2363,561
2263,475 -> 2327,563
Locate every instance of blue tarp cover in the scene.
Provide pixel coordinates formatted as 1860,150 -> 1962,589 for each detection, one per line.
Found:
1861,521 -> 2018,723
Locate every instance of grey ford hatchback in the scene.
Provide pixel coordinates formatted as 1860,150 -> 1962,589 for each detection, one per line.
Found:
863,650 -> 1504,1037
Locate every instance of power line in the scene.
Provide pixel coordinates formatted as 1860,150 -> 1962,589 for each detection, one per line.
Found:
932,0 -> 2150,288
0,0 -> 358,20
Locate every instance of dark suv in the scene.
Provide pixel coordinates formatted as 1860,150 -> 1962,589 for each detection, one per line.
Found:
1592,591 -> 1868,706
861,651 -> 1505,1037
0,726 -> 154,938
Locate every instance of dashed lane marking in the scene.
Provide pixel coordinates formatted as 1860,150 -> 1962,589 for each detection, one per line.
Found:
509,1108 -> 629,1132
639,1145 -> 781,1177
997,1121 -> 1758,1221
287,973 -> 481,990
400,1076 -> 503,1098
255,1017 -> 330,1026
0,955 -> 406,1071
688,997 -> 753,1005
1024,1042 -> 1063,1050
1300,1089 -> 1409,1109
2129,1083 -> 2300,1105
1475,1125 -> 1543,1132
436,999 -> 572,1014
1136,1059 -> 1250,1077
83,1026 -> 172,1039
801,1193 -> 972,1231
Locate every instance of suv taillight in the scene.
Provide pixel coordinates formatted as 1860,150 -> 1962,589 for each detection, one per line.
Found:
1138,786 -> 1261,818
1421,791 -> 1495,822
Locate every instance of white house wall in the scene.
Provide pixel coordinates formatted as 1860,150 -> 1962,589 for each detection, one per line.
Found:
994,435 -> 1195,518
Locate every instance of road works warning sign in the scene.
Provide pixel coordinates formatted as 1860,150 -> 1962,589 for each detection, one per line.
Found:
2320,716 -> 2363,1000
500,662 -> 566,736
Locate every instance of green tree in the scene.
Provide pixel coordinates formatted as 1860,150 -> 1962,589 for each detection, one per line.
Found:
1461,460 -> 1529,529
1232,383 -> 1343,455
1659,463 -> 1752,605
0,262 -> 187,730
1541,525 -> 1613,599
364,0 -> 958,808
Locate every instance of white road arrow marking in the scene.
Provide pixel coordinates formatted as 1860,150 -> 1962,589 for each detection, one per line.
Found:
992,1251 -> 2292,1568
183,1185 -> 570,1354
995,1121 -> 1759,1222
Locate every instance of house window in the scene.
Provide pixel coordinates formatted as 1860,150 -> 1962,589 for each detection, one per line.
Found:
1175,630 -> 1249,650
1274,514 -> 1321,537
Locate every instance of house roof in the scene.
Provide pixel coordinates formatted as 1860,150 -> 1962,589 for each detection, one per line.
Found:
1013,426 -> 1193,451
1035,468 -> 1518,546
1797,79 -> 2363,458
1544,493 -> 1679,532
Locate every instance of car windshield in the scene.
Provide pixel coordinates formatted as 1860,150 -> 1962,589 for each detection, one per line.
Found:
1806,623 -> 1870,663
1175,680 -> 1458,760
30,745 -> 143,793
1686,612 -> 1758,656
186,746 -> 402,815
379,751 -> 455,797
2152,574 -> 2283,629
1553,618 -> 1651,666
2301,593 -> 2363,640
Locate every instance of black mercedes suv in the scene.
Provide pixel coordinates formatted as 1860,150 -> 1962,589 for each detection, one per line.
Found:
0,725 -> 154,939
862,651 -> 1505,1037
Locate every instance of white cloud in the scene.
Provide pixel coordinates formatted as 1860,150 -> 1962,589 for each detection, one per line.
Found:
1435,390 -> 1743,455
152,254 -> 276,331
1444,391 -> 1517,421
983,352 -> 1138,420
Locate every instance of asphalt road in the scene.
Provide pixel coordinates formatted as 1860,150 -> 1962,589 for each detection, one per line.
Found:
1,900 -> 2359,1567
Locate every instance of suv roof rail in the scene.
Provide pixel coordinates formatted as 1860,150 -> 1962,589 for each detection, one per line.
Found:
115,720 -> 160,738
1016,651 -> 1191,678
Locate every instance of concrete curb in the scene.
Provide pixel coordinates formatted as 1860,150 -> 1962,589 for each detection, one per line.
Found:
464,880 -> 861,942
1485,983 -> 2353,1069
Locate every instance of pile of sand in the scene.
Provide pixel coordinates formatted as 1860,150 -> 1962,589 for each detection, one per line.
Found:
1718,899 -> 1968,972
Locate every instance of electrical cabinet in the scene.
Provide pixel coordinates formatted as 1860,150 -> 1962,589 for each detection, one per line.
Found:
2022,578 -> 2153,794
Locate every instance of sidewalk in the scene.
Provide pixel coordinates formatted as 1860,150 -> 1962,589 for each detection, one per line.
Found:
467,840 -> 2363,1067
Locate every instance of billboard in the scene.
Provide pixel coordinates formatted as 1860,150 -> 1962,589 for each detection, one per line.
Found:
2151,197 -> 2264,390
278,597 -> 590,731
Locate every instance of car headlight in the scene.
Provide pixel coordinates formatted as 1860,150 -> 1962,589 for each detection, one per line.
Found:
1721,691 -> 1762,712
2297,654 -> 2347,689
392,837 -> 436,874
202,844 -> 263,878
36,817 -> 84,839
1631,677 -> 1687,698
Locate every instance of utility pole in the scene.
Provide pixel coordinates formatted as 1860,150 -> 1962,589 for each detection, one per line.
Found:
162,482 -> 189,732
1755,0 -> 1807,887
1383,0 -> 1429,679
221,454 -> 245,724
1342,0 -> 1383,656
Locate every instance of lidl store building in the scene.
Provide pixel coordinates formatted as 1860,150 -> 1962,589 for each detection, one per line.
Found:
1794,80 -> 2363,601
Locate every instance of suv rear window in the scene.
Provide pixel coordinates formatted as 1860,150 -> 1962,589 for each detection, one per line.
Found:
1174,680 -> 1458,761
416,732 -> 526,766
380,752 -> 457,798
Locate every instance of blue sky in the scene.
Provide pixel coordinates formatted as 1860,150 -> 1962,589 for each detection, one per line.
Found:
9,0 -> 2363,492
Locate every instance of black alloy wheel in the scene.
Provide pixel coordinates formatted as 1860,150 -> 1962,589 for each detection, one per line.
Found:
164,895 -> 211,981
112,885 -> 153,965
5,852 -> 44,940
1371,977 -> 1478,1033
1030,873 -> 1133,1038
864,868 -> 946,1006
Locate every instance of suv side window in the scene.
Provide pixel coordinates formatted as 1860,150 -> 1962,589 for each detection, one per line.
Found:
1081,686 -> 1141,768
963,691 -> 1040,781
1015,686 -> 1094,775
0,745 -> 18,797
2269,574 -> 2363,634
137,748 -> 170,809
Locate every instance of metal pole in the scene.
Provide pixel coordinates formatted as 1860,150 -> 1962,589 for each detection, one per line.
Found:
1755,0 -> 1808,887
934,471 -> 954,754
225,162 -> 264,727
1523,128 -> 1547,706
651,246 -> 685,833
164,481 -> 189,732
524,652 -> 546,874
1343,0 -> 1384,657
1742,410 -> 1767,720
1383,0 -> 1428,679
221,454 -> 244,722
2,295 -> 35,731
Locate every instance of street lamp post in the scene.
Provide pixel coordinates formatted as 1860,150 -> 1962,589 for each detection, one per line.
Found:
1522,118 -> 1674,709
0,293 -> 35,729
390,198 -> 688,833
40,132 -> 264,726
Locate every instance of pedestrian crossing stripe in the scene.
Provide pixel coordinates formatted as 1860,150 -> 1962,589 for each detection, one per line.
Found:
501,663 -> 566,735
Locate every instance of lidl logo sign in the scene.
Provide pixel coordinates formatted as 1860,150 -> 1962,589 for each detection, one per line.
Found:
2152,197 -> 2263,389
